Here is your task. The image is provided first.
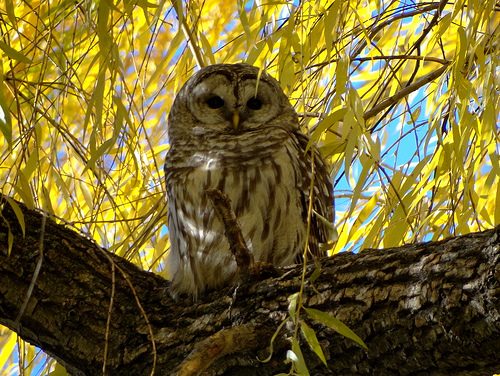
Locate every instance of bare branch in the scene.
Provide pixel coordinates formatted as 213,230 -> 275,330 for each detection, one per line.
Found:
363,64 -> 450,120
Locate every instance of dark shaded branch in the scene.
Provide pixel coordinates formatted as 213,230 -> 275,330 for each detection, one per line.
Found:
1,196 -> 500,376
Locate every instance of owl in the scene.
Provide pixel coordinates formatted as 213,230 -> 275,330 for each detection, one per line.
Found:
164,63 -> 334,298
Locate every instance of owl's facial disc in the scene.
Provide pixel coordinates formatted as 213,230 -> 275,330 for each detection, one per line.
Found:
188,73 -> 280,133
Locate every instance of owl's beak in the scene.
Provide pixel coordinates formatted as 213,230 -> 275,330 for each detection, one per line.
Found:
232,110 -> 240,129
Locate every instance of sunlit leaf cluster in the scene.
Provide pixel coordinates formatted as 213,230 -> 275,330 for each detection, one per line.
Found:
1,0 -> 499,373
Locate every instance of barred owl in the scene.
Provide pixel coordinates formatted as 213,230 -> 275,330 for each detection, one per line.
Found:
164,63 -> 334,298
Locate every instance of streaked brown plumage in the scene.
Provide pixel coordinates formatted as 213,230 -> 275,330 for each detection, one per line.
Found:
164,63 -> 333,298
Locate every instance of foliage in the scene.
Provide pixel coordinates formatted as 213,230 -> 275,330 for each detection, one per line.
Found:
1,0 -> 499,374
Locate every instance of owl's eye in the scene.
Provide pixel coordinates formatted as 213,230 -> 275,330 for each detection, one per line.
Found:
246,97 -> 263,110
206,96 -> 225,109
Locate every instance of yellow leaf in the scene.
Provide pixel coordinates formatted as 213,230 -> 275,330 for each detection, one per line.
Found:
343,109 -> 358,181
335,56 -> 349,97
0,331 -> 16,368
5,196 -> 25,237
349,153 -> 371,216
455,26 -> 467,76
0,81 -> 12,148
4,0 -> 16,27
199,32 -> 216,65
309,106 -> 347,145
324,0 -> 340,56
83,137 -> 115,174
14,171 -> 35,210
79,181 -> 94,211
348,193 -> 378,240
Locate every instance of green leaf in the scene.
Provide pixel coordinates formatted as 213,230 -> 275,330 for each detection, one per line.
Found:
289,337 -> 310,376
304,308 -> 368,349
300,320 -> 327,366
314,209 -> 338,244
309,260 -> 322,284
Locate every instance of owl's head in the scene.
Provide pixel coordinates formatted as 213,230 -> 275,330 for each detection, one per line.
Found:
168,64 -> 299,141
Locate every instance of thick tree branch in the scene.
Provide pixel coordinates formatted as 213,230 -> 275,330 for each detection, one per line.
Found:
1,196 -> 500,375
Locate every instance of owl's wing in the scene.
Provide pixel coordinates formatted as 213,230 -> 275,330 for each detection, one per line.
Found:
295,132 -> 335,259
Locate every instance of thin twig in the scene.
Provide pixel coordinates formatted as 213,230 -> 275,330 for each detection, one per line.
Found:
102,261 -> 115,375
170,1 -> 205,68
97,249 -> 157,376
352,55 -> 449,65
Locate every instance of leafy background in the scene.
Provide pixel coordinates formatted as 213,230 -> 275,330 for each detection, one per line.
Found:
1,0 -> 499,374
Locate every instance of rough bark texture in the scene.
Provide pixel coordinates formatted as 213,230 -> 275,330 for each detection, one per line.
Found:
1,196 -> 500,376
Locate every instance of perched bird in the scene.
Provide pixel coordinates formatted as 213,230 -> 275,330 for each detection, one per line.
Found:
164,63 -> 334,298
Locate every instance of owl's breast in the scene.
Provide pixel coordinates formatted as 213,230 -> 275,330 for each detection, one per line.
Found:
164,130 -> 308,296
170,137 -> 304,254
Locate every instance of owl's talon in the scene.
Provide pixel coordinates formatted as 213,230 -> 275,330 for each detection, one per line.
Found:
248,261 -> 280,281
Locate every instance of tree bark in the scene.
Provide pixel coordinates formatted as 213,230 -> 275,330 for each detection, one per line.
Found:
1,196 -> 499,376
